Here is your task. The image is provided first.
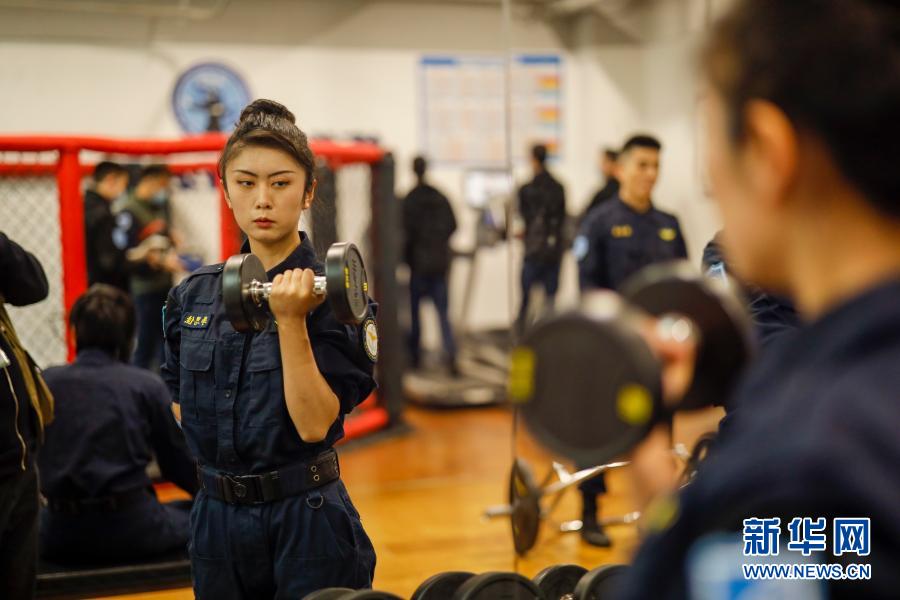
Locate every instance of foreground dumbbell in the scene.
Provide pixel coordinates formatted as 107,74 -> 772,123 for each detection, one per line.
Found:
452,572 -> 542,599
533,564 -> 588,599
573,564 -> 629,600
510,260 -> 752,468
223,242 -> 369,332
302,590 -> 401,600
412,572 -> 475,600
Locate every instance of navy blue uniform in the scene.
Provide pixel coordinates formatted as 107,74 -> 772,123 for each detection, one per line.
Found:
574,198 -> 687,497
39,349 -> 195,563
618,279 -> 900,599
702,234 -> 799,353
575,196 -> 688,292
161,233 -> 376,599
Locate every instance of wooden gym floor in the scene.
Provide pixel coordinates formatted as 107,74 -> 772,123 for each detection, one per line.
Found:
109,405 -> 716,599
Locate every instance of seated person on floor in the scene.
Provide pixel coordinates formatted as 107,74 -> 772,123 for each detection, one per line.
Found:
38,284 -> 197,564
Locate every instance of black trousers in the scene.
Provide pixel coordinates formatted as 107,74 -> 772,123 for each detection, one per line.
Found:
0,468 -> 39,600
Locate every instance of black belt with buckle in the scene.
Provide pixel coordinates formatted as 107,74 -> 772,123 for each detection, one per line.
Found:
197,449 -> 340,505
46,487 -> 152,515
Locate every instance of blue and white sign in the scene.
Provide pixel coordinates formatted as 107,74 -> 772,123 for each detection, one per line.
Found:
172,62 -> 251,134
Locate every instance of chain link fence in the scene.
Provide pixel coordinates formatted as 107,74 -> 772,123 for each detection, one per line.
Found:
0,152 -> 67,368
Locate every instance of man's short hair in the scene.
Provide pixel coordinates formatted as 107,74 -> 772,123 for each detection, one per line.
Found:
603,148 -> 620,162
136,164 -> 171,184
69,284 -> 135,362
92,161 -> 128,184
413,156 -> 427,179
531,144 -> 548,165
621,134 -> 662,155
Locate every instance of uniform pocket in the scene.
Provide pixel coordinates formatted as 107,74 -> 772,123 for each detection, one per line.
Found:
179,337 -> 215,421
241,332 -> 283,427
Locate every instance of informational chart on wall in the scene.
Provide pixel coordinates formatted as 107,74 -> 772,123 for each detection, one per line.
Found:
420,54 -> 562,166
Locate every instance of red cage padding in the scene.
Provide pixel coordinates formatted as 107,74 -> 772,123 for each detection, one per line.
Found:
0,134 -> 387,442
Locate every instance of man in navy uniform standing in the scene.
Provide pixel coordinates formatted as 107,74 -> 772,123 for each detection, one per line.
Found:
573,134 -> 688,547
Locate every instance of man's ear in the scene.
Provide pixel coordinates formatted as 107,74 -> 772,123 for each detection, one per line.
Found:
741,100 -> 799,210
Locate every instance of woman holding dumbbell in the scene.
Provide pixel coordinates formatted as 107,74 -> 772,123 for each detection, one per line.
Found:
161,99 -> 377,599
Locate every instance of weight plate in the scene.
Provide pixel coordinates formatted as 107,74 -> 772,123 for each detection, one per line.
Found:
509,459 -> 541,556
412,572 -> 475,600
342,591 -> 403,599
302,588 -> 354,600
515,312 -> 663,467
533,564 -> 588,599
326,242 -> 370,325
222,253 -> 269,333
572,564 -> 629,600
620,261 -> 753,410
453,571 -> 543,600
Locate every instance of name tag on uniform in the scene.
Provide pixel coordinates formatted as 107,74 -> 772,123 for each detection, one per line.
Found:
659,227 -> 677,242
611,225 -> 633,238
182,314 -> 211,328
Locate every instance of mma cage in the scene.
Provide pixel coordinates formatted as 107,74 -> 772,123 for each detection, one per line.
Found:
0,134 -> 402,441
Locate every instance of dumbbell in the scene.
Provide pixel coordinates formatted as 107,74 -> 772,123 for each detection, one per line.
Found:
223,242 -> 369,332
573,564 -> 629,600
452,572 -> 543,599
509,260 -> 753,468
533,564 -> 588,600
302,590 -> 402,600
412,572 -> 475,600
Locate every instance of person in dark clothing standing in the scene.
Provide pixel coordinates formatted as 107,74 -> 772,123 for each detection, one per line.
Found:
0,232 -> 54,600
115,165 -> 184,370
573,134 -> 688,548
84,161 -> 131,292
517,144 -> 567,330
39,284 -> 197,564
402,156 -> 458,372
582,147 -> 620,219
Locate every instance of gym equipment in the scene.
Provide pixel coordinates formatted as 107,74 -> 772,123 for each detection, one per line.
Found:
303,590 -> 356,600
223,242 -> 369,332
572,564 -> 629,600
302,591 -> 401,600
342,591 -> 404,599
452,571 -> 543,599
510,260 -> 752,468
532,564 -> 588,599
486,459 -> 632,556
488,439 -> 708,555
412,571 -> 476,600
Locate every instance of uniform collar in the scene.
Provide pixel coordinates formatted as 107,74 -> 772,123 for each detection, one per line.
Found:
240,231 -> 322,279
615,194 -> 654,216
74,348 -> 118,366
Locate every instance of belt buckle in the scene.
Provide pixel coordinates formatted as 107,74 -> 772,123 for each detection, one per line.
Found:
224,474 -> 251,503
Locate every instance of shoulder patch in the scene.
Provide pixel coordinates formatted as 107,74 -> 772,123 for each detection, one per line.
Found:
572,235 -> 590,262
361,317 -> 378,363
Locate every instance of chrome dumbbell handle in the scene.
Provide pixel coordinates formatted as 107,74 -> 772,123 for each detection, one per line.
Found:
247,277 -> 328,307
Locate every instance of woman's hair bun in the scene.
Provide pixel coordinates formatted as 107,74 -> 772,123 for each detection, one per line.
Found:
238,99 -> 296,126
